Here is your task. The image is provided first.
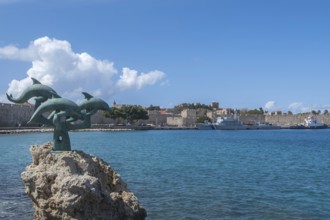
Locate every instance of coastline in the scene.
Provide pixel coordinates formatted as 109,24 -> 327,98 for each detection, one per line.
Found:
1,125 -> 328,134
0,127 -> 54,134
0,126 -> 198,134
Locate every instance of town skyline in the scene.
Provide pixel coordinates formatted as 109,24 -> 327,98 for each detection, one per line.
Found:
0,0 -> 329,113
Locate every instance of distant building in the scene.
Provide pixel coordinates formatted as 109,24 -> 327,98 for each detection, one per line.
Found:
216,108 -> 233,116
267,110 -> 283,116
167,116 -> 183,127
166,109 -> 208,127
210,101 -> 219,109
144,110 -> 169,127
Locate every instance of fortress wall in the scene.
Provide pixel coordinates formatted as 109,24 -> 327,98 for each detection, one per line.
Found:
222,114 -> 330,127
0,103 -> 34,127
0,103 -> 112,128
239,114 -> 266,124
265,114 -> 330,126
90,111 -> 113,124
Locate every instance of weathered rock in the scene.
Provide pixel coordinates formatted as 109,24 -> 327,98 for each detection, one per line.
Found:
21,142 -> 147,220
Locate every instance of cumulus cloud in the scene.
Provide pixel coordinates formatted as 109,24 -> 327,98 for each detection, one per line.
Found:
0,45 -> 35,61
0,37 -> 166,102
264,101 -> 276,111
0,94 -> 7,103
116,67 -> 166,91
287,102 -> 310,113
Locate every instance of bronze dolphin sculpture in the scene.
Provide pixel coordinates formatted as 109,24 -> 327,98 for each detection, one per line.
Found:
78,92 -> 110,114
6,77 -> 60,104
28,97 -> 82,124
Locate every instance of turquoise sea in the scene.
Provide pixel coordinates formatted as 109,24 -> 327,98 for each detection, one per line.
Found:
1,130 -> 330,219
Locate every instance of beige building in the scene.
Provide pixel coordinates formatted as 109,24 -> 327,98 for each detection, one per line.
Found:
216,108 -> 233,116
166,109 -> 209,127
167,116 -> 184,127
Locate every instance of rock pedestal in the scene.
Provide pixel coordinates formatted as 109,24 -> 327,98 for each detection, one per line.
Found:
21,143 -> 147,220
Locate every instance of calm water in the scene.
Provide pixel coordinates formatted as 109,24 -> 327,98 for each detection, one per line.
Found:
1,130 -> 330,219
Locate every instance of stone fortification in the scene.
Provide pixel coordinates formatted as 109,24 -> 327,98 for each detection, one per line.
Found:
21,143 -> 146,220
265,114 -> 330,126
0,103 -> 112,128
239,114 -> 266,125
0,103 -> 34,127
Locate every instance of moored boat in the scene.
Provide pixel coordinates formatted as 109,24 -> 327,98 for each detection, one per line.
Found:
290,115 -> 328,129
196,116 -> 282,130
196,122 -> 215,130
214,116 -> 247,130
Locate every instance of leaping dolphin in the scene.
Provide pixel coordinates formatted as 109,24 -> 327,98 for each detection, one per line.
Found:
6,77 -> 60,104
78,92 -> 110,113
28,97 -> 83,124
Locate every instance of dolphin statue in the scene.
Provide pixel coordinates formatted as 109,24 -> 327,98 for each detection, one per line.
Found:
78,92 -> 110,113
6,77 -> 60,104
28,97 -> 83,124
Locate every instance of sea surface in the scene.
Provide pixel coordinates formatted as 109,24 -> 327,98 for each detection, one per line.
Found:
1,129 -> 330,219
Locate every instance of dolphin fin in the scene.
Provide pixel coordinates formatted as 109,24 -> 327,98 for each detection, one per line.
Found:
82,92 -> 93,100
31,77 -> 41,84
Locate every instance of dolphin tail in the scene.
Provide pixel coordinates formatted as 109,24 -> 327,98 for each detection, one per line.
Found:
6,93 -> 14,102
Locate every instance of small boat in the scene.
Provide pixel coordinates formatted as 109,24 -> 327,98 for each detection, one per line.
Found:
290,115 -> 328,129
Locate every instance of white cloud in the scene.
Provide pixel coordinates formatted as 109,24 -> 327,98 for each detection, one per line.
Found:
264,101 -> 276,111
287,102 -> 310,113
0,45 -> 36,61
1,36 -> 166,102
116,67 -> 166,91
0,94 -> 8,103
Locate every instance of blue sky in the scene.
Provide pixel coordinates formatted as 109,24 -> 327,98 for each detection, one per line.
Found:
0,0 -> 329,113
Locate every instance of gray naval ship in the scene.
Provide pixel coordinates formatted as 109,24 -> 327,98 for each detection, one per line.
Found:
196,116 -> 281,130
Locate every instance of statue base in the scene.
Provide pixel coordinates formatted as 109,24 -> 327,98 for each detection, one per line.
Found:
21,142 -> 147,220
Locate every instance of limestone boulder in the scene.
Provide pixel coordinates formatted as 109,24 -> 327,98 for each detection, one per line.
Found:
21,142 -> 147,220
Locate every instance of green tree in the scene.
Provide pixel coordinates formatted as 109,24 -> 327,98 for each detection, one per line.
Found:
246,108 -> 264,115
288,111 -> 293,115
125,105 -> 149,123
196,115 -> 211,123
174,103 -> 212,111
311,110 -> 320,115
324,109 -> 329,115
104,105 -> 149,124
103,107 -> 126,120
146,105 -> 161,111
